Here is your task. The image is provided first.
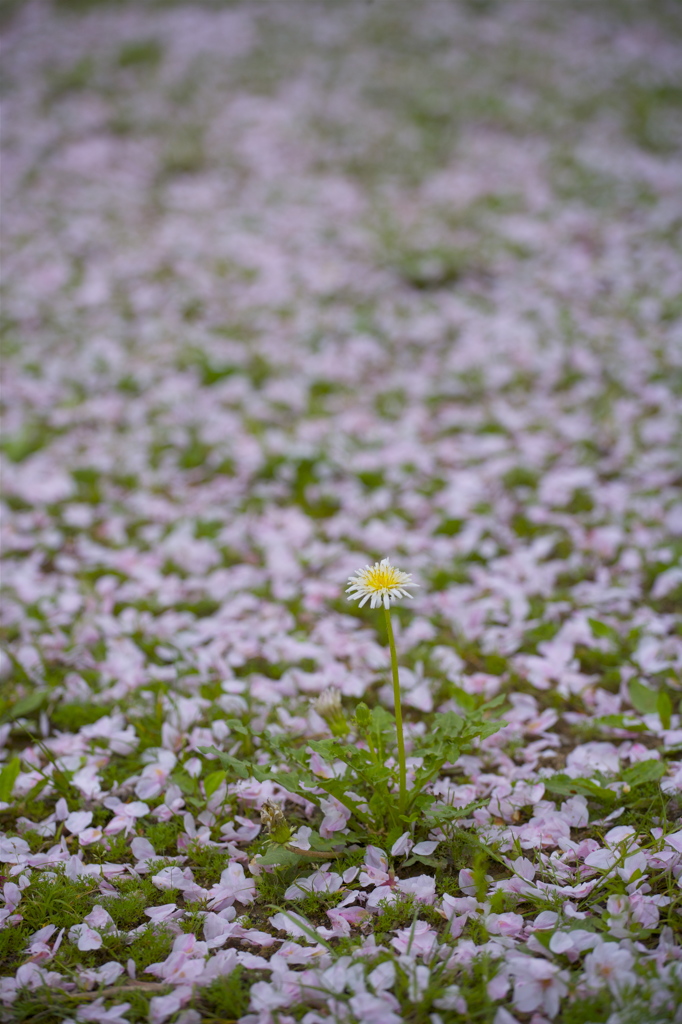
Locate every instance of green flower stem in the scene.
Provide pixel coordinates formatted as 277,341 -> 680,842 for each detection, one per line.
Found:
364,730 -> 379,764
384,605 -> 407,812
285,845 -> 342,860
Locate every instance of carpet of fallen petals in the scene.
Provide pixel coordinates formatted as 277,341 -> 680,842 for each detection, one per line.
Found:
1,2 -> 681,1023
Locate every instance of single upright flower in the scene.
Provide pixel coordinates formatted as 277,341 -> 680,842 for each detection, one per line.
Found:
346,557 -> 418,813
346,557 -> 418,610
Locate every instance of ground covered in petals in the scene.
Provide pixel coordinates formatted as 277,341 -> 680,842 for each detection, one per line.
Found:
1,1 -> 682,1022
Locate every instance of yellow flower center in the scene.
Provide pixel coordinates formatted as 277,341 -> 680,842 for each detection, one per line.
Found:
364,565 -> 402,590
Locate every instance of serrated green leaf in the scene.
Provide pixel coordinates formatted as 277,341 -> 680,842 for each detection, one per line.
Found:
433,711 -> 464,737
0,757 -> 21,802
368,790 -> 388,820
308,738 -> 358,767
404,854 -> 447,869
256,846 -> 302,867
224,718 -> 250,737
543,774 -> 617,804
266,768 -> 317,794
308,832 -> 345,853
306,738 -> 336,758
308,739 -> 386,784
475,720 -> 507,741
423,799 -> 482,824
370,705 -> 395,744
318,776 -> 366,807
204,769 -> 226,799
405,791 -> 435,816
622,759 -> 666,787
370,704 -> 395,725
199,746 -> 252,779
629,680 -> 659,715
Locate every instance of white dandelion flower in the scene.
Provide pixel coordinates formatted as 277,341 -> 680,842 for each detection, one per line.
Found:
346,557 -> 418,610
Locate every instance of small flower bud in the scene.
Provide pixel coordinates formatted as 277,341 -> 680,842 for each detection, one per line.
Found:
355,702 -> 371,730
260,800 -> 292,845
314,687 -> 349,738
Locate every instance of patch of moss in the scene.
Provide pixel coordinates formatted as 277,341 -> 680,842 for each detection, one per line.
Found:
20,873 -> 100,932
199,965 -> 255,1019
126,922 -> 174,971
144,820 -> 183,855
